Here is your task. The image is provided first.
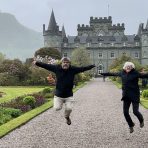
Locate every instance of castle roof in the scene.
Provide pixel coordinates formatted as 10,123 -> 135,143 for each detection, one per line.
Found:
66,35 -> 136,44
48,10 -> 57,32
62,25 -> 66,37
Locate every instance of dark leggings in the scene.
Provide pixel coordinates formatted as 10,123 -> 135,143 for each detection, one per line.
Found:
123,101 -> 144,127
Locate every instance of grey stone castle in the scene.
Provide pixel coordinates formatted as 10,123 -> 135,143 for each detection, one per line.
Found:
43,10 -> 148,75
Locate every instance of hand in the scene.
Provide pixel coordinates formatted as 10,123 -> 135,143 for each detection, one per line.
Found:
91,64 -> 96,68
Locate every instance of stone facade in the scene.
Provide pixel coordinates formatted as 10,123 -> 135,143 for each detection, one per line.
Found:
43,10 -> 148,75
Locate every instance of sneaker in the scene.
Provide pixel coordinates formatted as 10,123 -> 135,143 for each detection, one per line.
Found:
129,123 -> 135,133
65,117 -> 71,125
140,121 -> 144,128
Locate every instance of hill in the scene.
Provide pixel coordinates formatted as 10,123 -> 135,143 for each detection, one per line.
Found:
0,12 -> 43,60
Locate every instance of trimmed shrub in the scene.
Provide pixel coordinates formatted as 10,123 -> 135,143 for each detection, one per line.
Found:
23,96 -> 36,108
42,87 -> 51,94
142,90 -> 148,99
2,108 -> 22,117
0,114 -> 12,125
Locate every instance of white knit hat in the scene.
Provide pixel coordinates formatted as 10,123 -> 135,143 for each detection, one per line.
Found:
123,62 -> 135,70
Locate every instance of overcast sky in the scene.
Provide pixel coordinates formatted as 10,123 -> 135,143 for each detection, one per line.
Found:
0,0 -> 148,36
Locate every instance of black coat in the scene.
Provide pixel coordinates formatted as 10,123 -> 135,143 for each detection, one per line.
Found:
102,69 -> 148,103
36,62 -> 95,98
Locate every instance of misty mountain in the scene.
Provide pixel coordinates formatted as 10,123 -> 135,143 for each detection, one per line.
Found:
0,12 -> 43,61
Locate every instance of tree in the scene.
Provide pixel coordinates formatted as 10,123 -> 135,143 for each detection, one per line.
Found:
71,47 -> 92,84
109,55 -> 142,72
71,47 -> 91,66
34,47 -> 61,61
109,55 -> 142,83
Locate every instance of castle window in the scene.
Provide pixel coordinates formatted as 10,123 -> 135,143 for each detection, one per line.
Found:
143,51 -> 147,58
56,42 -> 59,46
110,52 -> 115,58
134,52 -> 139,58
63,53 -> 67,57
111,43 -> 114,46
76,43 -> 79,48
98,52 -> 103,58
135,42 -> 139,46
123,42 -> 126,47
87,43 -> 91,47
99,43 -> 102,47
64,43 -> 67,47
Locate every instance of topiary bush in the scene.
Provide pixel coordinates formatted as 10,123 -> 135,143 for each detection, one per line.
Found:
142,90 -> 148,99
23,96 -> 36,108
2,107 -> 22,117
42,87 -> 51,94
0,107 -> 22,125
0,114 -> 12,125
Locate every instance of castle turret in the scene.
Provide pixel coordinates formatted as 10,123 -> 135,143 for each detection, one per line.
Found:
47,10 -> 58,33
43,10 -> 62,49
62,25 -> 66,38
141,21 -> 148,65
145,19 -> 148,30
137,23 -> 144,36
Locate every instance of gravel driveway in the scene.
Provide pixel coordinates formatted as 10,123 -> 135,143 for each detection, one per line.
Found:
0,78 -> 148,148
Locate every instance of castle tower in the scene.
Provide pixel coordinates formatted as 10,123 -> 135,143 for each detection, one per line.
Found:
77,16 -> 125,36
43,10 -> 62,50
141,21 -> 148,65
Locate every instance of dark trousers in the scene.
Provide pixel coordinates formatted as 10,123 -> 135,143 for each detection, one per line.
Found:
123,101 -> 144,127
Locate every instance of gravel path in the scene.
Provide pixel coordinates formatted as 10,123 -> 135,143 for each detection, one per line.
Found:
1,78 -> 148,148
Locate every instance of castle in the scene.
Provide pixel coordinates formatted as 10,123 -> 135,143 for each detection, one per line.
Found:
43,10 -> 148,74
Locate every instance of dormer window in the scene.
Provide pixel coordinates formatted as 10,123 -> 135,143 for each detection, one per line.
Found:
74,36 -> 80,43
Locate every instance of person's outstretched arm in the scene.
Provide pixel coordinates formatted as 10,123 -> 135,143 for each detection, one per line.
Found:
32,60 -> 57,73
73,64 -> 95,74
100,72 -> 121,77
138,73 -> 148,78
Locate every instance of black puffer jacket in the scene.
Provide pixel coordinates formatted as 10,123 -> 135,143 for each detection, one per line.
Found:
36,62 -> 95,98
101,69 -> 148,103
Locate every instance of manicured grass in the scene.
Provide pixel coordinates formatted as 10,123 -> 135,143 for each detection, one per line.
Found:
0,100 -> 53,138
140,98 -> 148,109
0,86 -> 45,103
0,81 -> 88,138
111,80 -> 148,109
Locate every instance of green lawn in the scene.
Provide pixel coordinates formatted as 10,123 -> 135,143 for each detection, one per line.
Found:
0,86 -> 45,103
0,81 -> 88,138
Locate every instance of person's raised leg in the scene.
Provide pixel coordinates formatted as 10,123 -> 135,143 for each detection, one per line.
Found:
123,101 -> 135,133
132,102 -> 144,128
53,96 -> 63,111
64,97 -> 75,125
